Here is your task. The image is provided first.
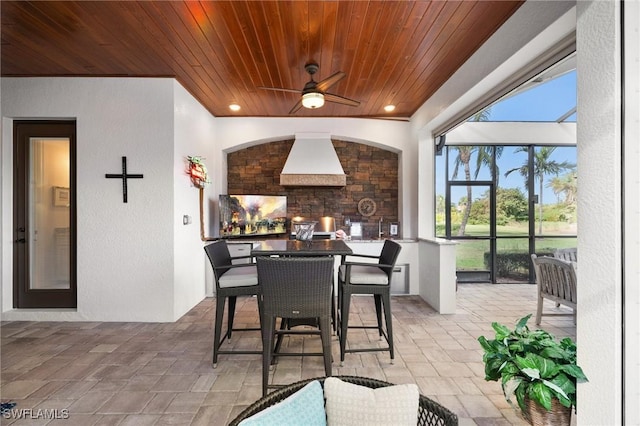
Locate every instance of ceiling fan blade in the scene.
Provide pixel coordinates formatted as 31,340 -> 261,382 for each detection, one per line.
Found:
316,71 -> 346,92
324,93 -> 360,107
257,86 -> 301,94
288,99 -> 304,114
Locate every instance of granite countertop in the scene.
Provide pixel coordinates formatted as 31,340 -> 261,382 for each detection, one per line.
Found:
224,238 -> 418,244
345,238 -> 416,243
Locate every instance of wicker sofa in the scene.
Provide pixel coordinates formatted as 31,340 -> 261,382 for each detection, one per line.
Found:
229,376 -> 458,426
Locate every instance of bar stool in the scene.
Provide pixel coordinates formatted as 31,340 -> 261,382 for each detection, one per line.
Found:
204,240 -> 262,368
338,239 -> 402,365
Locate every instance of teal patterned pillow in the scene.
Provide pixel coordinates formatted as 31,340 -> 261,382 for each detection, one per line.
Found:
238,380 -> 327,426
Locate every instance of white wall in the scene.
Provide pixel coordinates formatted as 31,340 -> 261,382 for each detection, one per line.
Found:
623,1 -> 640,421
1,77 -> 211,322
418,239 -> 457,314
576,2 -> 624,423
172,81 -> 217,319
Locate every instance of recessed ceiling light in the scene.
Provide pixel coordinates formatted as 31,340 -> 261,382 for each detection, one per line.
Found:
229,103 -> 241,111
384,104 -> 396,112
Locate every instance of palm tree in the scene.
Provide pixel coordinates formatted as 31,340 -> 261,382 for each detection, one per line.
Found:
435,194 -> 446,215
548,176 -> 564,203
505,147 -> 575,234
548,171 -> 577,204
450,109 -> 500,236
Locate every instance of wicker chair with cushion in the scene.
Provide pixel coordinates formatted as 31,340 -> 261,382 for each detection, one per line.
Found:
256,256 -> 335,396
204,240 -> 262,368
228,376 -> 459,426
531,254 -> 577,325
338,239 -> 402,365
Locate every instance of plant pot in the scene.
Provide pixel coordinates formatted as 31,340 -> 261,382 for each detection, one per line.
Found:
525,398 -> 572,426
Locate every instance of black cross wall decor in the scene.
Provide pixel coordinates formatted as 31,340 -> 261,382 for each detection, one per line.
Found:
105,156 -> 143,203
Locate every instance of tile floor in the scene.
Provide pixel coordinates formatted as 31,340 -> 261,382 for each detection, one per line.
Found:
1,284 -> 576,425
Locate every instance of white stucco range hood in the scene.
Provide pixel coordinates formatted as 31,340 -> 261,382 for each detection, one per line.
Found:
280,133 -> 346,187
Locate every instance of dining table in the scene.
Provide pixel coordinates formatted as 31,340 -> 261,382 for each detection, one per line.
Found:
250,239 -> 353,258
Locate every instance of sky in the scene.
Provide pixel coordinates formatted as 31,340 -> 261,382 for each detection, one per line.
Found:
436,70 -> 577,205
489,71 -> 576,123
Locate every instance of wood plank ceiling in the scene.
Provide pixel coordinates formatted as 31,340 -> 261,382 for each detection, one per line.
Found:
1,1 -> 524,119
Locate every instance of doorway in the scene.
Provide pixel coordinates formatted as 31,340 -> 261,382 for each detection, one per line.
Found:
446,180 -> 495,283
13,121 -> 76,308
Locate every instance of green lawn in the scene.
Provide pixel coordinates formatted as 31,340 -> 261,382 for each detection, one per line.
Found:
455,222 -> 576,271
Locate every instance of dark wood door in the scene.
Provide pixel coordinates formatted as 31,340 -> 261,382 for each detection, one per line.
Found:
14,121 -> 77,308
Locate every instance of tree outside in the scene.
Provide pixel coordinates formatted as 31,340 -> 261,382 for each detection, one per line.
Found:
443,145 -> 578,281
504,146 -> 575,235
449,112 -> 503,236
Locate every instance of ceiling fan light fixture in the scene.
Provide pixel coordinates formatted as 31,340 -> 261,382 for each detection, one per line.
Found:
302,92 -> 325,109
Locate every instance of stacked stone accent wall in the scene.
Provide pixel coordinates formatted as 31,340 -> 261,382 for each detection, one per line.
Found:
226,139 -> 398,237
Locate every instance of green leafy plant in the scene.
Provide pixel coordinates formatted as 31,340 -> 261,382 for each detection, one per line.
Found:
478,314 -> 588,414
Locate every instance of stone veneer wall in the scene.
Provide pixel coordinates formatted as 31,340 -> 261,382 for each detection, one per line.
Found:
227,139 -> 399,237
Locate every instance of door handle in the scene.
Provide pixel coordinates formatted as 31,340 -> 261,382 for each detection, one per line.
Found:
16,238 -> 26,243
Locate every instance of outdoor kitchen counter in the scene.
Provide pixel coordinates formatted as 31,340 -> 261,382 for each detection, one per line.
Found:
205,238 -> 456,314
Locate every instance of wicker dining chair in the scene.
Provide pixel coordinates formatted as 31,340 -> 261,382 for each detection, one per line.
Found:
338,239 -> 402,365
204,240 -> 262,368
256,256 -> 335,396
228,376 -> 459,426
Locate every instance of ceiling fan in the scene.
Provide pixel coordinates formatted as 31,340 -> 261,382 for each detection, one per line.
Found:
258,63 -> 360,114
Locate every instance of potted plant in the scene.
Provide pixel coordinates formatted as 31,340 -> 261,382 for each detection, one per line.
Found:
478,314 -> 588,425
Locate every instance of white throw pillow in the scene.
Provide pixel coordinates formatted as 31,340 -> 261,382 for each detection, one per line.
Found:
324,377 -> 419,426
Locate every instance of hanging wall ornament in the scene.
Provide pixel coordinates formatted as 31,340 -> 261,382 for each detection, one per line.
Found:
186,156 -> 211,188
